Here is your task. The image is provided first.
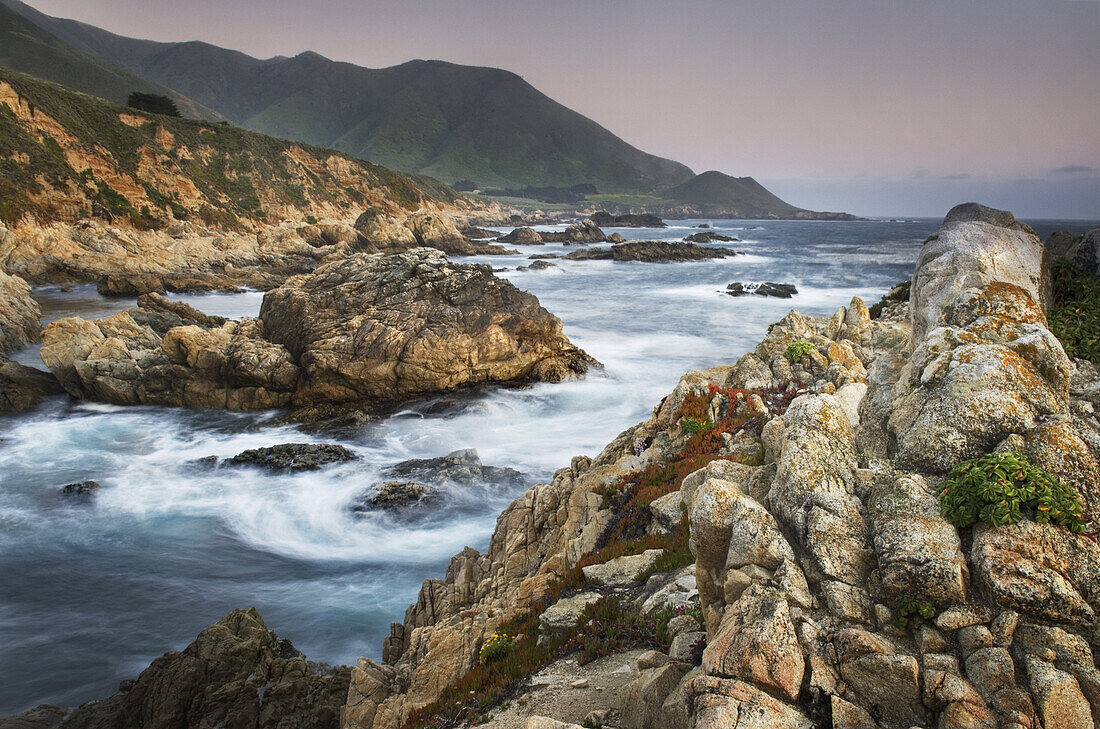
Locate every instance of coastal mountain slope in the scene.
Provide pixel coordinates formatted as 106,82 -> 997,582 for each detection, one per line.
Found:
0,0 -> 694,194
664,170 -> 802,217
0,68 -> 466,229
0,68 -> 506,294
0,3 -> 220,122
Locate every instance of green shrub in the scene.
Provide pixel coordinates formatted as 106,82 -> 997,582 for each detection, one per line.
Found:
126,92 -> 181,118
938,451 -> 1087,533
305,214 -> 317,225
680,416 -> 713,434
869,279 -> 912,319
784,339 -> 816,362
1048,260 -> 1100,363
894,595 -> 935,628
478,633 -> 513,665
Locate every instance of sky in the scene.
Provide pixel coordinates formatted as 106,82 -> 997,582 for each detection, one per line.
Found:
24,0 -> 1100,218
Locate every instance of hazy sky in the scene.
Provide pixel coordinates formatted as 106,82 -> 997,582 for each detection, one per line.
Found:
26,0 -> 1100,218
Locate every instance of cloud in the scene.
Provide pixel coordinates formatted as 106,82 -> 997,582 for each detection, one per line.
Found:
940,173 -> 970,180
912,169 -> 929,180
1052,165 -> 1098,175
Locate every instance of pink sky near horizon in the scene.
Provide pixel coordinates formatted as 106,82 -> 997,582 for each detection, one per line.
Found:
21,0 -> 1100,217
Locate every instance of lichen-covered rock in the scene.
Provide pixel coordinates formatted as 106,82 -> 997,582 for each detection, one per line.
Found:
41,311 -> 299,410
701,585 -> 803,701
0,270 -> 41,357
868,473 -> 968,605
39,250 -> 595,413
335,204 -> 1100,729
970,520 -> 1100,638
890,206 -> 1073,473
619,663 -> 688,729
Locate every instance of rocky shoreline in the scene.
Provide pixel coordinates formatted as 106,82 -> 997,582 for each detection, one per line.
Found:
35,248 -> 596,416
3,205 -> 1100,729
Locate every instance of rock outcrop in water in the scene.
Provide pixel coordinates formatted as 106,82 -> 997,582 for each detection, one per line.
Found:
0,608 -> 349,729
588,211 -> 667,228
564,241 -> 735,263
38,249 -> 597,413
341,204 -> 1100,729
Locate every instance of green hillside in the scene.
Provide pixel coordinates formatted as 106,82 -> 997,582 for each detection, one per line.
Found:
0,0 -> 693,193
0,0 -> 855,218
0,2 -> 220,121
0,68 -> 464,229
666,171 -> 802,216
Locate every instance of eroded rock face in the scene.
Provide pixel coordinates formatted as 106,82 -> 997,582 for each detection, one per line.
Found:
4,608 -> 349,729
889,205 -> 1074,473
260,248 -> 597,404
340,205 -> 1100,729
39,249 -> 596,413
0,270 -> 41,357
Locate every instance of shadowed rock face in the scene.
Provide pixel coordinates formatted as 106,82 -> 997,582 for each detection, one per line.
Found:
0,608 -> 349,729
38,248 -> 597,414
0,270 -> 41,357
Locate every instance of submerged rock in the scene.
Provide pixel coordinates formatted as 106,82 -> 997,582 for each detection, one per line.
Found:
685,231 -> 738,243
0,608 -> 349,729
383,448 -> 527,487
353,480 -> 441,513
60,481 -> 101,498
227,443 -> 356,471
539,220 -> 607,244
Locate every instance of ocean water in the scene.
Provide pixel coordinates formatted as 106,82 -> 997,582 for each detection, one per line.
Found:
1,217 -> 1095,713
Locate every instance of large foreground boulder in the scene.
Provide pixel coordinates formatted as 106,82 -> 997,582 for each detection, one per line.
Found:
259,248 -> 596,403
0,608 -> 349,729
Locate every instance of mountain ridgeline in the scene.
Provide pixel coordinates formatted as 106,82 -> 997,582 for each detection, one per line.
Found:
0,0 -> 855,218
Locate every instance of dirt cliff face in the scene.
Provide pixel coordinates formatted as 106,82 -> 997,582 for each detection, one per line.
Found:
345,205 -> 1100,729
0,70 -> 510,292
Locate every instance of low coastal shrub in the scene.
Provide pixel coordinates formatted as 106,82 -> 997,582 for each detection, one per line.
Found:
478,633 -> 512,665
938,451 -> 1087,533
1048,259 -> 1100,363
868,279 -> 912,319
894,595 -> 935,629
680,416 -> 713,434
784,339 -> 816,362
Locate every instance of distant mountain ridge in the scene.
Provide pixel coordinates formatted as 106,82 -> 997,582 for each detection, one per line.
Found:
0,2 -> 220,121
0,0 -> 857,219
